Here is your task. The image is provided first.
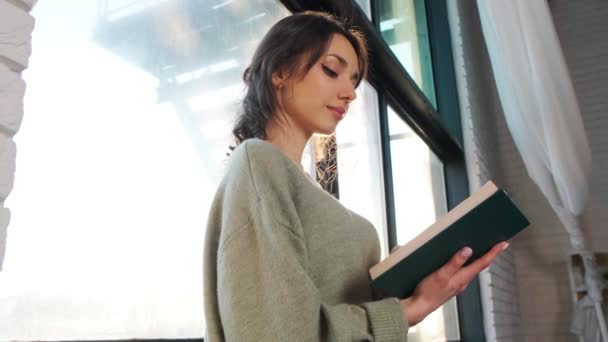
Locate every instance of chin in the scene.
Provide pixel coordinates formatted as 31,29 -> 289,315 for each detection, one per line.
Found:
315,126 -> 337,136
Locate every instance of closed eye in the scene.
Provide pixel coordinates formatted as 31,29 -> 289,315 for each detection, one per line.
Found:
322,65 -> 338,78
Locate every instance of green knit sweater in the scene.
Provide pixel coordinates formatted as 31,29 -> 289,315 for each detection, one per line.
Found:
203,138 -> 409,341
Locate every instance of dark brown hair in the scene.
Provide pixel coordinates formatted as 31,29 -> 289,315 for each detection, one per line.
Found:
232,11 -> 368,145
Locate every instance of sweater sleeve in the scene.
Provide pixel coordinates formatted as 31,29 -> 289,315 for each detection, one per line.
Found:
215,199 -> 409,342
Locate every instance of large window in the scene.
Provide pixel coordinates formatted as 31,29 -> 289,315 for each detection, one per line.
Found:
338,0 -> 471,340
1,0 -> 290,340
377,0 -> 437,107
336,97 -> 460,341
2,0 -> 477,341
336,81 -> 389,257
387,107 -> 447,247
387,106 -> 460,341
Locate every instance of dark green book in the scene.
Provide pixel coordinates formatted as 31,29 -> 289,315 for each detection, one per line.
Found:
369,181 -> 530,299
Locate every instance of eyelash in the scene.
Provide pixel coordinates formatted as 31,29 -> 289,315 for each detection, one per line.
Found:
322,65 -> 338,78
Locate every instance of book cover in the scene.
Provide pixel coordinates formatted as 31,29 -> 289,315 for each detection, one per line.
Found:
369,182 -> 530,299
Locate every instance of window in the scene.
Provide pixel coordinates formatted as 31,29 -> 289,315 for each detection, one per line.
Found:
376,0 -> 437,107
387,106 -> 460,341
2,1 -> 481,340
1,0 -> 290,339
354,0 -> 372,19
336,81 -> 389,257
387,107 -> 447,247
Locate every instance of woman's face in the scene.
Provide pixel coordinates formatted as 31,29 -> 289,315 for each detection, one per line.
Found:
273,33 -> 360,137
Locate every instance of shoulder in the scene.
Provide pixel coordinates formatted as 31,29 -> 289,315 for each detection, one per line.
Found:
232,138 -> 297,170
226,138 -> 306,196
220,138 -> 312,228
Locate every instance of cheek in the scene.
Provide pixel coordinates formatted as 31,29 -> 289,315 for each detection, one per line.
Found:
305,75 -> 333,104
288,96 -> 315,117
284,70 -> 331,114
292,82 -> 324,110
302,68 -> 332,92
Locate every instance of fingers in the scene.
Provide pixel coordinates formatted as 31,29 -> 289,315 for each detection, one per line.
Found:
437,246 -> 474,280
468,242 -> 509,273
452,242 -> 509,288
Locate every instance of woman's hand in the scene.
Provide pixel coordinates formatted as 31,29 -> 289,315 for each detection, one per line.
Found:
398,241 -> 509,326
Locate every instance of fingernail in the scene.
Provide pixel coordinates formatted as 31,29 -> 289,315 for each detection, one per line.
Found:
501,242 -> 510,251
461,247 -> 473,257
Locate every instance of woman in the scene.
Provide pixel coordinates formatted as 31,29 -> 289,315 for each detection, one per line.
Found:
203,11 -> 508,341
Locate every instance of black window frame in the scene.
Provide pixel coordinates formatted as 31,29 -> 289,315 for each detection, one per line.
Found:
280,1 -> 484,341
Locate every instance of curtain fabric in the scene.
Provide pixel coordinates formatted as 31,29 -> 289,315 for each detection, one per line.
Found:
476,0 -> 605,340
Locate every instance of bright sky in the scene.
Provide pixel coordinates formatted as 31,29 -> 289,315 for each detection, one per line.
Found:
1,0 -> 211,339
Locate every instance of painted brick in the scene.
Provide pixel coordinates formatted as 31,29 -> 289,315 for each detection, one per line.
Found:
0,206 -> 8,271
0,134 -> 16,202
0,0 -> 36,271
448,1 -> 524,340
0,63 -> 25,135
16,0 -> 37,10
552,0 -> 608,252
0,0 -> 35,70
449,1 -> 607,341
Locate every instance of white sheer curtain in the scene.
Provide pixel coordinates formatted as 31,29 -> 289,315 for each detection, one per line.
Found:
477,0 -> 606,340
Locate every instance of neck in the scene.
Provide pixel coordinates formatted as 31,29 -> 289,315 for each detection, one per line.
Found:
265,115 -> 311,169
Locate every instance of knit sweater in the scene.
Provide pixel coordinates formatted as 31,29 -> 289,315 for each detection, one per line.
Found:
203,138 -> 409,341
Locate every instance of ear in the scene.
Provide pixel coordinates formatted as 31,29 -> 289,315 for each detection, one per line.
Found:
272,68 -> 288,88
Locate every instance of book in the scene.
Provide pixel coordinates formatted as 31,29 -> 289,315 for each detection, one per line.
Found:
369,181 -> 530,299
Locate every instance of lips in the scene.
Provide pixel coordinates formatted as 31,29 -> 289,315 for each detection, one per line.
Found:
327,106 -> 346,120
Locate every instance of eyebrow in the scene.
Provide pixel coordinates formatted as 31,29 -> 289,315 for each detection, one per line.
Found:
327,53 -> 360,83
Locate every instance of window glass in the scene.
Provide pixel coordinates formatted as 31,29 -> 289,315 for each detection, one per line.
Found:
354,0 -> 371,19
1,0 -> 290,340
388,107 -> 460,341
377,0 -> 437,107
336,82 -> 388,257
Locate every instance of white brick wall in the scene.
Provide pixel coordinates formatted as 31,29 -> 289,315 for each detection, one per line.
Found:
510,0 -> 608,340
450,1 -> 608,341
550,0 -> 608,252
448,2 -> 523,341
0,0 -> 36,270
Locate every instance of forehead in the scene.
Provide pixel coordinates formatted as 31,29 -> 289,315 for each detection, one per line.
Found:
325,33 -> 360,71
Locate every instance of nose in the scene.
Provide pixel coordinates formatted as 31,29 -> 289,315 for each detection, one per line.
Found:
339,82 -> 357,103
